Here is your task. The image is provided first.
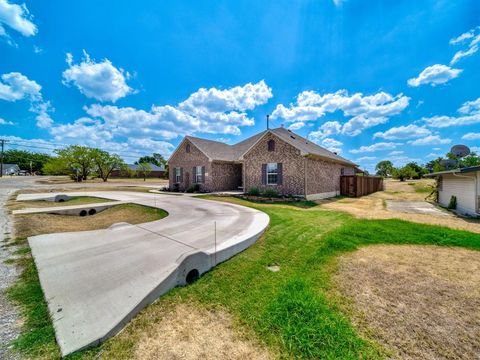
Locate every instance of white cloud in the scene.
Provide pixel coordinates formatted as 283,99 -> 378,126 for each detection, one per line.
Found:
426,153 -> 442,158
471,146 -> 480,153
0,0 -> 37,40
388,150 -> 404,156
350,142 -> 401,154
62,50 -> 134,102
273,90 -> 409,136
450,26 -> 480,64
0,117 -> 14,125
49,81 -> 271,155
333,0 -> 344,6
408,135 -> 451,146
356,156 -> 376,162
407,64 -> 462,87
374,124 -> 431,140
450,28 -> 476,45
462,132 -> 480,140
287,122 -> 305,130
308,121 -> 342,140
0,72 -> 53,128
0,72 -> 41,101
424,97 -> 480,128
320,138 -> 343,153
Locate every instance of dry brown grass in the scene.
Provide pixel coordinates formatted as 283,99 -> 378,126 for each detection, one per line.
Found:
133,303 -> 273,360
8,196 -> 109,211
335,245 -> 480,360
12,204 -> 167,238
318,179 -> 480,233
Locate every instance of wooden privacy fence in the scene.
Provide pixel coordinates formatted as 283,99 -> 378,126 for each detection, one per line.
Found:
340,175 -> 383,197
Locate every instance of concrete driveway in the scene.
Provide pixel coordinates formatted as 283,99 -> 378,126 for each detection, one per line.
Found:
17,191 -> 269,356
386,200 -> 449,216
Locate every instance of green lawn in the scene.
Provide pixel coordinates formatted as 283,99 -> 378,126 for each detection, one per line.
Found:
7,196 -> 480,359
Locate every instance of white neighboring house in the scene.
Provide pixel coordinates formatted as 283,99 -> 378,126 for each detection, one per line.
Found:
427,166 -> 480,217
1,164 -> 20,176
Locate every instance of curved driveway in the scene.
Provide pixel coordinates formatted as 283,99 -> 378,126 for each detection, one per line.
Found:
20,191 -> 269,356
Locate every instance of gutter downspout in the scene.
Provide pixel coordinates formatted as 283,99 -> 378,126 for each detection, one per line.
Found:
452,171 -> 478,214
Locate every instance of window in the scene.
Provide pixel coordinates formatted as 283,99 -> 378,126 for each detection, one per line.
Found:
195,166 -> 203,183
267,163 -> 278,185
175,167 -> 181,183
267,139 -> 275,152
186,144 -> 191,153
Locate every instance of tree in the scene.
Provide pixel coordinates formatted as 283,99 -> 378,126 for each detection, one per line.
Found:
404,161 -> 427,179
43,145 -> 95,181
392,165 -> 418,181
3,150 -> 52,174
375,160 -> 394,177
136,162 -> 152,181
91,149 -> 125,182
135,153 -> 166,167
459,152 -> 480,167
425,157 -> 445,173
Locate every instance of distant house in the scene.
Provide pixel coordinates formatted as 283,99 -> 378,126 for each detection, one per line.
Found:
110,163 -> 166,178
427,166 -> 480,216
168,127 -> 358,199
1,164 -> 20,176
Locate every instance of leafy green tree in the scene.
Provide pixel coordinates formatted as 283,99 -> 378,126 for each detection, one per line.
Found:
135,153 -> 166,167
459,152 -> 480,167
375,160 -> 394,177
137,162 -> 152,181
3,150 -> 52,174
43,145 -> 95,181
91,149 -> 125,182
425,157 -> 445,173
404,161 -> 427,179
392,165 -> 418,182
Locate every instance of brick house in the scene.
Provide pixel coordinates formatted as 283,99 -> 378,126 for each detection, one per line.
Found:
168,127 -> 358,200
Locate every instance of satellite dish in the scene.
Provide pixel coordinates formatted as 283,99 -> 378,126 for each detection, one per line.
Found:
451,144 -> 470,158
440,159 -> 458,168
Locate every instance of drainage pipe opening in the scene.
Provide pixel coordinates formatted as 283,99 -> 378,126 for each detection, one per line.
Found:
88,209 -> 97,215
79,210 -> 87,217
186,269 -> 200,284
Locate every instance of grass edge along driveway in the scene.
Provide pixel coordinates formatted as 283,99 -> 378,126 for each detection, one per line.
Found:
7,196 -> 480,359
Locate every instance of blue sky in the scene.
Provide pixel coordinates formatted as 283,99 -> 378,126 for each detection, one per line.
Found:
0,0 -> 479,171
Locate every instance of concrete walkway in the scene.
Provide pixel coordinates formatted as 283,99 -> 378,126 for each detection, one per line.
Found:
386,200 -> 449,216
17,191 -> 269,356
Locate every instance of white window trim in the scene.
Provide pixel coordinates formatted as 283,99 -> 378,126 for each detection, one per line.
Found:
175,167 -> 181,183
195,166 -> 203,183
267,163 -> 278,185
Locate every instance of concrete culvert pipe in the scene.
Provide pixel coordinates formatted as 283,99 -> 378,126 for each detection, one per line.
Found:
88,209 -> 96,216
186,269 -> 200,284
79,210 -> 87,217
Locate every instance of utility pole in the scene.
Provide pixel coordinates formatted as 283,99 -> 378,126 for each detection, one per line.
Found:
0,139 -> 6,178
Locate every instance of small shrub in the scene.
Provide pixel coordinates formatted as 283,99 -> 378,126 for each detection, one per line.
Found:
263,188 -> 279,198
247,187 -> 260,196
186,184 -> 200,193
172,183 -> 180,192
448,195 -> 457,210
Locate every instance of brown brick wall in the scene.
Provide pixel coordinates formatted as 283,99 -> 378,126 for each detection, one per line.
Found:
244,133 -> 306,196
305,157 -> 356,196
168,140 -> 212,191
211,162 -> 242,191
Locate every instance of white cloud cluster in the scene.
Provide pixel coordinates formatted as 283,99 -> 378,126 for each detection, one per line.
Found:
407,64 -> 462,87
0,0 -> 37,42
408,135 -> 451,146
62,51 -> 134,102
373,124 -> 431,140
0,72 -> 53,128
424,97 -> 480,128
273,90 -> 409,137
0,72 -> 41,101
462,132 -> 480,140
450,26 -> 480,65
349,142 -> 401,154
48,81 -> 272,157
319,138 -> 343,153
0,117 -> 14,125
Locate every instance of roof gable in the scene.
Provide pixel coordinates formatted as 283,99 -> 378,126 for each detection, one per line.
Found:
169,128 -> 356,166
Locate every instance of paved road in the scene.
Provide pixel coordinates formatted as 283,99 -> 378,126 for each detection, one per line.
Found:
18,190 -> 269,356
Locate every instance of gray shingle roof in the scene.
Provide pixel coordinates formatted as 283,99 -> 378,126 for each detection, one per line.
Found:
181,128 -> 356,166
